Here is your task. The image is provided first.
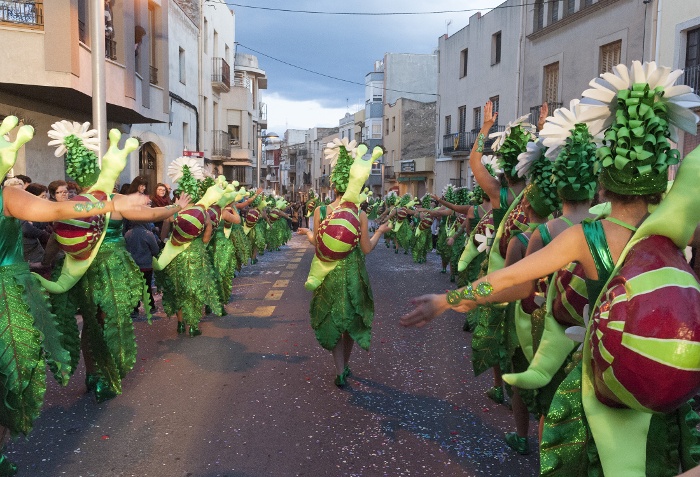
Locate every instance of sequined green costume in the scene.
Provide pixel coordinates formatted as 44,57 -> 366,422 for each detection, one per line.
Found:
156,237 -> 222,328
0,190 -> 72,436
208,226 -> 237,309
541,220 -> 700,476
309,207 -> 374,350
436,214 -> 454,263
229,222 -> 250,270
64,218 -> 149,397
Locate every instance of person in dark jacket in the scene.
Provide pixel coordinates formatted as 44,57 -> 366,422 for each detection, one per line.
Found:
125,221 -> 160,315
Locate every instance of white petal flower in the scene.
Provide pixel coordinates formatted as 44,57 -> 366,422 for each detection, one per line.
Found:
515,138 -> 547,178
539,99 -> 606,159
168,156 -> 205,183
581,60 -> 700,140
481,155 -> 503,175
489,114 -> 535,152
323,137 -> 358,167
475,228 -> 494,253
47,120 -> 100,157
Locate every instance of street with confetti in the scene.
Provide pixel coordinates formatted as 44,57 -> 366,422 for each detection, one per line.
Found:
7,234 -> 539,477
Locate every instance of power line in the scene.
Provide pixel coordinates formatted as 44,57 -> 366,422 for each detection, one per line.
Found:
235,42 -> 439,97
205,0 -> 531,16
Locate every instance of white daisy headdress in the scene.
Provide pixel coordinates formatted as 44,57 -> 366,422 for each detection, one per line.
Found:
580,61 -> 700,195
489,115 -> 536,153
47,120 -> 101,188
323,138 -> 358,167
481,155 -> 503,175
489,115 -> 537,179
47,120 -> 100,157
168,156 -> 205,183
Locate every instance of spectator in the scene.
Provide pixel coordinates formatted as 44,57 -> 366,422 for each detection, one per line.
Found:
66,181 -> 81,199
22,184 -> 51,269
47,180 -> 69,202
150,183 -> 172,237
42,180 -> 70,271
127,176 -> 148,195
125,221 -> 160,316
14,174 -> 31,188
3,177 -> 24,188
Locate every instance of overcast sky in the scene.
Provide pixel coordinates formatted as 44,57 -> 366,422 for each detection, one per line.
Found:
226,0 -> 504,134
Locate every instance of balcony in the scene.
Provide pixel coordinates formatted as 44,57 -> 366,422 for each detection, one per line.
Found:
212,57 -> 231,93
683,64 -> 700,96
530,102 -> 563,125
442,125 -> 505,156
0,1 -> 43,29
288,164 -> 296,173
383,165 -> 395,180
212,130 -> 230,158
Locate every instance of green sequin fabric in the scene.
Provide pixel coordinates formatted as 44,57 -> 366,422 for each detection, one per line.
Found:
470,305 -> 507,377
209,227 -> 237,309
0,263 -> 73,436
411,228 -> 431,264
253,220 -> 267,254
309,247 -> 374,351
395,220 -> 413,252
156,237 -> 222,327
71,240 -> 148,394
436,217 -> 453,262
554,123 -> 599,201
230,223 -> 251,270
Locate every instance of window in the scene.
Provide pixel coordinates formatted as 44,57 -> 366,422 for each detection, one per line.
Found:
584,0 -> 594,6
686,27 -> 700,94
600,40 -> 622,74
183,122 -> 190,151
445,115 -> 452,135
534,0 -> 544,31
489,95 -> 500,126
228,125 -> 240,146
458,106 -> 467,133
543,62 -> 559,104
179,47 -> 186,84
392,116 -> 396,132
549,0 -> 559,24
460,48 -> 468,78
203,18 -> 208,54
566,0 -> 575,15
213,101 -> 218,132
203,97 -> 208,132
385,118 -> 389,135
491,31 -> 502,65
372,123 -> 381,138
473,107 -> 481,130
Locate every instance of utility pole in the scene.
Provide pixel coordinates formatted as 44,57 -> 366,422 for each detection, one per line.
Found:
90,1 -> 107,159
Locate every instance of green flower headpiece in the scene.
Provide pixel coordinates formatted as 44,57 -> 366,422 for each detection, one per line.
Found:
441,184 -> 456,203
454,187 -> 471,206
421,193 -> 432,209
385,191 -> 398,207
175,166 -> 201,202
198,176 -> 216,201
490,116 -> 536,181
47,121 -> 102,188
581,61 -> 700,195
399,193 -> 412,207
540,100 -> 603,202
167,156 -> 206,202
324,138 -> 358,194
516,139 -> 560,217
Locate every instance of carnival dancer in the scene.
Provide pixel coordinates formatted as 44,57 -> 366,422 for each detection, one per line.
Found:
402,61 -> 700,476
381,191 -> 399,250
433,185 -> 459,275
154,158 -> 229,337
227,188 -> 261,271
393,194 -> 416,255
299,139 -> 390,387
0,117 -> 147,476
411,194 -> 434,264
38,122 -> 191,403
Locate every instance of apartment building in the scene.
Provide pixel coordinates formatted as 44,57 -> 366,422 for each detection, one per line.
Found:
653,0 -> 700,157
130,0 -> 267,190
0,0 -> 169,185
435,2 -> 524,193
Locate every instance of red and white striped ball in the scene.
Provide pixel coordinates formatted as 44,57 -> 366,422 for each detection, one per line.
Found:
306,200 -> 316,214
470,210 -> 494,248
418,214 -> 433,230
269,209 -> 280,222
315,201 -> 360,262
551,262 -> 588,327
53,191 -> 108,260
590,235 -> 700,413
245,209 -> 260,228
207,205 -> 222,229
171,205 -> 206,246
397,207 -> 408,221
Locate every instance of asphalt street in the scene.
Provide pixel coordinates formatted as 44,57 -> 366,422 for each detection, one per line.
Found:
8,234 -> 539,477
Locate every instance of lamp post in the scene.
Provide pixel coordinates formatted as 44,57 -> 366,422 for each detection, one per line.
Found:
257,130 -> 279,189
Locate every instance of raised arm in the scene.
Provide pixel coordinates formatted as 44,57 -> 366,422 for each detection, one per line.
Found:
469,101 -> 501,204
119,193 -> 190,221
431,194 -> 473,215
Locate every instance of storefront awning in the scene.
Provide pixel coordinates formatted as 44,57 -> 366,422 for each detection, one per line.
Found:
397,176 -> 426,182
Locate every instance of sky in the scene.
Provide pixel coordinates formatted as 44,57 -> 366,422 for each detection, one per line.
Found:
223,0 -> 505,135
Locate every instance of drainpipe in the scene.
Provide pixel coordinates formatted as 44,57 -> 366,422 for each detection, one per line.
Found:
90,0 -> 107,160
654,0 -> 663,63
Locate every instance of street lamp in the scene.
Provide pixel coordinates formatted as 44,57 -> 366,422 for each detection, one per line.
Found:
257,129 -> 279,189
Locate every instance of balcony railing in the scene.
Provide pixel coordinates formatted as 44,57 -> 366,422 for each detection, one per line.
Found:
232,76 -> 252,89
105,37 -> 117,61
683,64 -> 700,96
442,125 -> 505,156
212,57 -> 231,92
530,102 -> 563,125
149,65 -> 158,85
0,0 -> 43,29
212,130 -> 230,157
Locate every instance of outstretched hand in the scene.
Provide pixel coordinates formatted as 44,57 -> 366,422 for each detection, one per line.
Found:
376,222 -> 392,234
175,193 -> 191,209
399,294 -> 451,328
538,102 -> 549,131
113,193 -> 150,213
484,100 -> 498,127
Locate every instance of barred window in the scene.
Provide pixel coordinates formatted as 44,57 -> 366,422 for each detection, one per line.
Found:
600,40 -> 622,74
